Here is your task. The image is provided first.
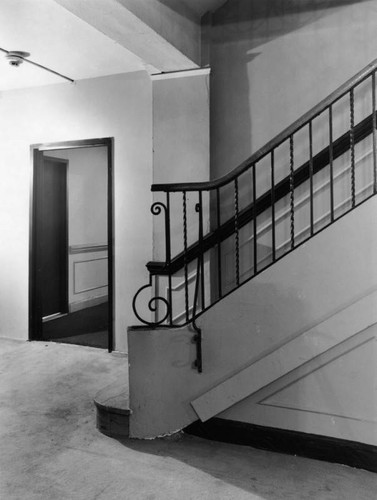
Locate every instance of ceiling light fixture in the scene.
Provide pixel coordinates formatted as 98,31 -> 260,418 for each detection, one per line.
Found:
6,50 -> 30,67
0,47 -> 74,83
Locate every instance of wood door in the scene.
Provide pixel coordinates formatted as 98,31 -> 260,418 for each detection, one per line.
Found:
35,155 -> 68,320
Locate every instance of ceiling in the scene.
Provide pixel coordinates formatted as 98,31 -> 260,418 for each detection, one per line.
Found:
0,0 -> 228,92
0,0 -> 150,91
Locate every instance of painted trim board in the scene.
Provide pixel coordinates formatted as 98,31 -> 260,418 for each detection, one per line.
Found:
185,419 -> 377,473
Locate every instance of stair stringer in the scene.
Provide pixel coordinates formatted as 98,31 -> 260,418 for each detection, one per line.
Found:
128,196 -> 377,440
192,289 -> 377,421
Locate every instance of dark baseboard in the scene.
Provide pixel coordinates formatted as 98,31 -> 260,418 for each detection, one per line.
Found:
184,418 -> 377,473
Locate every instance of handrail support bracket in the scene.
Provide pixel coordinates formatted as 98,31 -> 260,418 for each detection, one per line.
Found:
192,325 -> 202,373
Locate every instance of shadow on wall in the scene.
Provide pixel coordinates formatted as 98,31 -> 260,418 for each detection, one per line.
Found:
209,0 -> 373,178
213,0 -> 372,46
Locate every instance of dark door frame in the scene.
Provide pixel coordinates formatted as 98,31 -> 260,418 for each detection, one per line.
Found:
29,138 -> 114,352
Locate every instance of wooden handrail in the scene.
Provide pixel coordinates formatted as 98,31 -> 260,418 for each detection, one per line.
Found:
148,110 -> 376,275
134,59 -> 377,333
152,58 -> 377,193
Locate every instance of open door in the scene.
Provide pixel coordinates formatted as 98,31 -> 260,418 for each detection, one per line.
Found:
30,138 -> 113,351
38,154 -> 68,320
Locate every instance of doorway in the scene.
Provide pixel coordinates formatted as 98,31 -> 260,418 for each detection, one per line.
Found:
30,138 -> 113,351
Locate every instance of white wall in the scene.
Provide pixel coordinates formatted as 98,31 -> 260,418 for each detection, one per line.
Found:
210,0 -> 377,179
48,147 -> 108,247
132,70 -> 211,325
0,72 -> 152,352
152,70 -> 211,260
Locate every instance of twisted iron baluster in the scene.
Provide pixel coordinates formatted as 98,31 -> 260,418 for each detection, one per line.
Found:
372,72 -> 377,194
350,89 -> 356,208
183,192 -> 189,322
289,135 -> 295,249
192,193 -> 203,373
192,254 -> 203,373
216,187 -> 223,299
234,177 -> 240,287
252,163 -> 257,275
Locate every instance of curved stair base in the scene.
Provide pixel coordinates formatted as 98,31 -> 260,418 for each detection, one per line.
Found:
94,382 -> 130,438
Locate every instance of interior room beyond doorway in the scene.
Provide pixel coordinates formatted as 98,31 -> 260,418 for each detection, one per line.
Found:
30,140 -> 113,350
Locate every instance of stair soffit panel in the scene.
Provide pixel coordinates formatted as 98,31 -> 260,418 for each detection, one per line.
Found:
53,0 -> 201,72
191,289 -> 377,422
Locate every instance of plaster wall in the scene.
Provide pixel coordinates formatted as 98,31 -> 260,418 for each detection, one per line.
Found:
152,70 -> 210,258
210,0 -> 377,179
0,72 -> 152,352
147,70 -> 211,325
47,147 -> 108,247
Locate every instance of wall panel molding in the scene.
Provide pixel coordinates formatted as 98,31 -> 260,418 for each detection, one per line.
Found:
73,257 -> 108,294
69,243 -> 108,254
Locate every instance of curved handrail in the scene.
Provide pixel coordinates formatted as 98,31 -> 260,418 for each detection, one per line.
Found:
152,57 -> 377,193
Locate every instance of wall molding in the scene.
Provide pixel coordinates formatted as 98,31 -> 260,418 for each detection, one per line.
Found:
69,243 -> 108,254
185,419 -> 377,473
73,257 -> 108,294
151,67 -> 210,81
69,295 -> 108,313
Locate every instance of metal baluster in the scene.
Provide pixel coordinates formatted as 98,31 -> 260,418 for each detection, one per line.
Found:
309,121 -> 314,236
329,106 -> 334,222
192,258 -> 202,373
373,72 -> 377,194
166,192 -> 173,325
350,89 -> 356,208
234,178 -> 240,287
183,192 -> 189,322
216,187 -> 222,299
271,151 -> 276,262
197,191 -> 205,311
252,163 -> 257,274
289,135 -> 295,248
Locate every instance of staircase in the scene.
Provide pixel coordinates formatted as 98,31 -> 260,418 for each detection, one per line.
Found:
133,59 -> 377,367
125,60 -> 377,466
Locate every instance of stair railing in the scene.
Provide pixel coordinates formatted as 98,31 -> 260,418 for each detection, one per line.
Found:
133,59 -> 377,347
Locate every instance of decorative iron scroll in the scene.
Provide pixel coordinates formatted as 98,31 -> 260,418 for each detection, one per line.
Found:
132,201 -> 171,326
132,275 -> 170,326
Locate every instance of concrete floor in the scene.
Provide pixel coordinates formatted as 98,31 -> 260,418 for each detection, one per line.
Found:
1,339 -> 376,500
